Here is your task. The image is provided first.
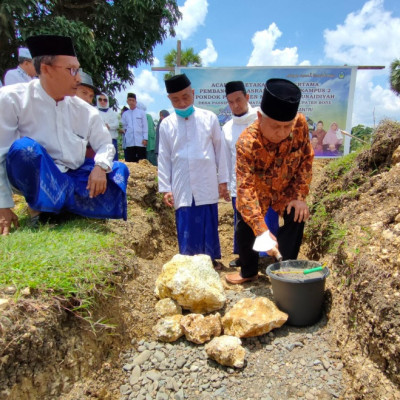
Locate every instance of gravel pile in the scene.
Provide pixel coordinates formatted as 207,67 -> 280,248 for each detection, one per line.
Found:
119,289 -> 346,400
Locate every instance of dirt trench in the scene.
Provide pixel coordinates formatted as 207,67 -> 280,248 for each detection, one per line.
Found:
1,122 -> 400,399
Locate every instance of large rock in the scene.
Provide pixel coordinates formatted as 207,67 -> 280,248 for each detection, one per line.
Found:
205,335 -> 246,368
180,313 -> 222,344
155,298 -> 182,317
222,297 -> 288,338
153,315 -> 183,342
154,254 -> 226,314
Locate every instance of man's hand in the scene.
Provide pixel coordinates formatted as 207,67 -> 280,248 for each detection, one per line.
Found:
286,200 -> 310,223
87,165 -> 107,198
163,192 -> 174,207
0,208 -> 19,236
218,183 -> 230,202
142,139 -> 148,146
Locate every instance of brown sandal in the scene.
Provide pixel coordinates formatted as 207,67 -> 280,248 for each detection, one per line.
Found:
225,272 -> 258,284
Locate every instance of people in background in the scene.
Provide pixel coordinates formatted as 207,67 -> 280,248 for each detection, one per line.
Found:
121,93 -> 148,162
4,47 -> 36,85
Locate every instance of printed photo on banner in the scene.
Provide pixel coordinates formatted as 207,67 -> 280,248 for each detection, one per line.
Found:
180,66 -> 357,158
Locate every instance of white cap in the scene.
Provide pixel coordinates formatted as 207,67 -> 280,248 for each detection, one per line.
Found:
18,47 -> 32,59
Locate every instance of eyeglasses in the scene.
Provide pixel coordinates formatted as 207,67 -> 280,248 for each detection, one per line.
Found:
49,65 -> 80,76
99,98 -> 108,102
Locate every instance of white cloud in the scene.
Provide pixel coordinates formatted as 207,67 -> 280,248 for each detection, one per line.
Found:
151,57 -> 160,67
116,69 -> 163,108
352,71 -> 400,126
199,38 -> 218,66
175,0 -> 208,40
247,23 -> 309,66
323,0 -> 400,126
324,0 -> 400,67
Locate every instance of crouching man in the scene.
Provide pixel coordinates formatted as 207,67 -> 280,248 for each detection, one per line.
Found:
0,35 -> 129,235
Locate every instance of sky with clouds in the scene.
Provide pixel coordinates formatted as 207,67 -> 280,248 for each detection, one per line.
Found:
116,0 -> 400,127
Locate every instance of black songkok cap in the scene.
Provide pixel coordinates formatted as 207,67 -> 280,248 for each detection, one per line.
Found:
225,81 -> 246,96
260,78 -> 301,122
165,74 -> 191,94
127,93 -> 136,99
26,35 -> 76,58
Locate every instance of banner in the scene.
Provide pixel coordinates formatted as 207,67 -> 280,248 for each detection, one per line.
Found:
180,66 -> 357,157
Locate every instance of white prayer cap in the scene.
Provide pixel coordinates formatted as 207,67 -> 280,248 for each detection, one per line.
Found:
18,47 -> 32,59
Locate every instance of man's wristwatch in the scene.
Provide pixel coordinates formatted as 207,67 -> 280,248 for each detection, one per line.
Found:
95,162 -> 109,172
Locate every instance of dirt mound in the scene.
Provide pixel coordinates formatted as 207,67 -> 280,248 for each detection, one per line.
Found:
304,120 -> 400,399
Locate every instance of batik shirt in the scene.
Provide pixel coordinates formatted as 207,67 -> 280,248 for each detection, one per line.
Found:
236,113 -> 314,236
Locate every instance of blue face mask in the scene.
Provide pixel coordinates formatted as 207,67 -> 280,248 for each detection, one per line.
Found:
175,105 -> 195,118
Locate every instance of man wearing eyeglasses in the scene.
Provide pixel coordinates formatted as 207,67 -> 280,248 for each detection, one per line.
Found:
0,35 -> 129,235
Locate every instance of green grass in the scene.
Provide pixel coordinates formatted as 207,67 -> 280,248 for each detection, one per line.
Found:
325,150 -> 359,180
0,219 -> 121,300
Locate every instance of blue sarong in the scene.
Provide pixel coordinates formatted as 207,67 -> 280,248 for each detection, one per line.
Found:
232,196 -> 279,254
175,198 -> 221,260
6,137 -> 129,220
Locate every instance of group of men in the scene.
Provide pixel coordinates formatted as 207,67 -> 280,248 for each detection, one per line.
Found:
0,34 -> 314,285
157,74 -> 314,284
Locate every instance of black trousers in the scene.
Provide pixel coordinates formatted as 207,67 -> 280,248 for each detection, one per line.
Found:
125,146 -> 146,162
236,208 -> 305,278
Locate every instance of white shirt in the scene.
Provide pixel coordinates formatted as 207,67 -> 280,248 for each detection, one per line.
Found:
121,107 -> 148,147
4,66 -> 33,85
222,104 -> 258,197
158,107 -> 229,210
0,79 -> 115,208
98,109 -> 120,140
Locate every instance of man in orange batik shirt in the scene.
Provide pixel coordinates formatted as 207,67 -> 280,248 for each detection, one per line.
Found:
225,78 -> 314,284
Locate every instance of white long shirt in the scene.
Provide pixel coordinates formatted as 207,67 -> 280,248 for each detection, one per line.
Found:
121,107 -> 148,147
0,79 -> 115,208
222,104 -> 258,197
98,109 -> 120,140
158,107 -> 229,210
4,66 -> 33,85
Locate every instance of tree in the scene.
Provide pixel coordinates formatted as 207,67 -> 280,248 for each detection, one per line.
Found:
390,58 -> 400,96
0,0 -> 181,95
163,47 -> 201,80
350,124 -> 373,152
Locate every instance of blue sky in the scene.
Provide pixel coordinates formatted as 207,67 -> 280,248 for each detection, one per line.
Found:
115,0 -> 400,127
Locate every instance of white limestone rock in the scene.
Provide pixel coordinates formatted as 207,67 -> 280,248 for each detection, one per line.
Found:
155,298 -> 182,317
153,315 -> 183,342
154,254 -> 226,314
180,313 -> 222,344
222,297 -> 288,338
205,335 -> 246,368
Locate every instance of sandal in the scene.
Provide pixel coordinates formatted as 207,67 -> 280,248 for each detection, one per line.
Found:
212,260 -> 224,271
225,272 -> 258,284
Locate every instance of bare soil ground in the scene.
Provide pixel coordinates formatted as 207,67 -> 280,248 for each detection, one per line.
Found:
1,120 -> 400,399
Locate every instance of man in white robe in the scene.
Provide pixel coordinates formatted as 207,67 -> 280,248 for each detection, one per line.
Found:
4,47 -> 36,85
158,73 -> 230,267
121,93 -> 148,162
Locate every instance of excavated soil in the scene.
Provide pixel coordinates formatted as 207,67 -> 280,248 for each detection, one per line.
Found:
1,120 -> 400,399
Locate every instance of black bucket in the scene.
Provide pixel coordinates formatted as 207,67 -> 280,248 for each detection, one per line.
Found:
266,260 -> 330,326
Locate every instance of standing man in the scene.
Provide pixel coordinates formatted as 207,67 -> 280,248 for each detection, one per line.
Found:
121,93 -> 148,162
3,47 -> 36,85
0,35 -> 129,236
225,78 -> 314,284
222,81 -> 279,268
97,93 -> 120,161
158,74 -> 230,267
